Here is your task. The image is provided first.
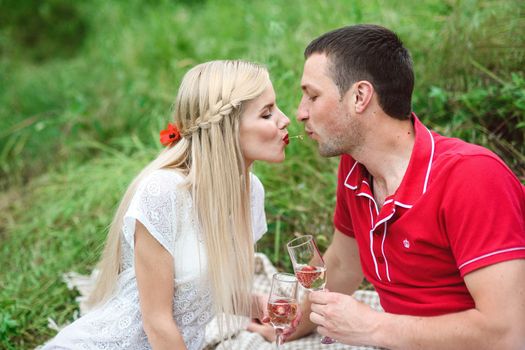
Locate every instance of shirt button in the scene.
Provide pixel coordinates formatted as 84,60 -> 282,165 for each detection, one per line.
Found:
376,256 -> 385,264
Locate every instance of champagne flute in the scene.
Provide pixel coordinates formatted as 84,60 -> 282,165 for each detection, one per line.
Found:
287,235 -> 336,344
267,272 -> 299,349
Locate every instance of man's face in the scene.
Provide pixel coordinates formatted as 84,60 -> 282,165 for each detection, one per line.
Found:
297,53 -> 362,157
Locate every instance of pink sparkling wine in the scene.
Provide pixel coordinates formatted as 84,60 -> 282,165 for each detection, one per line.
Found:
295,264 -> 327,290
267,298 -> 298,328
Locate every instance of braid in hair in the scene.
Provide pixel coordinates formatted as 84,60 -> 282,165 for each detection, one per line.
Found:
181,99 -> 242,136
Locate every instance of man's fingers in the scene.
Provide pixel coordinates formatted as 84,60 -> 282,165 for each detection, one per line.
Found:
310,302 -> 322,314
310,310 -> 325,326
316,325 -> 330,337
309,290 -> 331,303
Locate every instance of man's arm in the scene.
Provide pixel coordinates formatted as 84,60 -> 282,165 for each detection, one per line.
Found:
287,229 -> 364,340
310,259 -> 525,349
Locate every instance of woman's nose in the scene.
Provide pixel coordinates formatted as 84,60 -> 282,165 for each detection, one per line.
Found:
280,114 -> 290,129
277,108 -> 290,129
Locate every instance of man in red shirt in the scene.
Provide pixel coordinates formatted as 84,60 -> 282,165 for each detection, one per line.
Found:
290,24 -> 525,348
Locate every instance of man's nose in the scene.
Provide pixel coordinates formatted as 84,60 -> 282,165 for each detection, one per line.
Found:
297,98 -> 308,122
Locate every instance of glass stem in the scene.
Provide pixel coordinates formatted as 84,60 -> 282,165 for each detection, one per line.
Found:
319,288 -> 336,344
275,328 -> 283,349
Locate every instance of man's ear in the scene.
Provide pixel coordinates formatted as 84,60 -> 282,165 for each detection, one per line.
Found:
353,81 -> 374,113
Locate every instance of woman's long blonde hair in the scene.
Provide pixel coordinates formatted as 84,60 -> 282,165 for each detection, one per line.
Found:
88,60 -> 270,330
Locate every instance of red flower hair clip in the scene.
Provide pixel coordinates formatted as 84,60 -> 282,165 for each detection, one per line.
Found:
159,123 -> 181,146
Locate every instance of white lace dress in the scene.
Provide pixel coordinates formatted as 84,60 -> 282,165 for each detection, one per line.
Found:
42,169 -> 268,350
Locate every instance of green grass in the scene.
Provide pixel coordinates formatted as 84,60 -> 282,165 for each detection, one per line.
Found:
0,145 -> 150,347
0,0 -> 524,348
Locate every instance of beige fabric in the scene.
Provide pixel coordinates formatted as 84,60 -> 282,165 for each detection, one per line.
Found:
57,253 -> 383,349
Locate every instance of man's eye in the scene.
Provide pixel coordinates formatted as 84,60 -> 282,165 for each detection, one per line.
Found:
309,96 -> 318,102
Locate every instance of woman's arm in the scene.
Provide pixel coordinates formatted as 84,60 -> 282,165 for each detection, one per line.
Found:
251,293 -> 267,321
134,221 -> 187,350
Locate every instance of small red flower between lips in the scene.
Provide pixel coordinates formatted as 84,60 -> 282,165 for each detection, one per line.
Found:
159,123 -> 181,146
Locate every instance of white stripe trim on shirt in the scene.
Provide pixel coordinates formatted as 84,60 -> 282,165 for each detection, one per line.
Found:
368,200 -> 375,228
423,127 -> 435,194
358,192 -> 379,214
458,247 -> 525,270
373,210 -> 396,232
394,201 -> 413,208
344,161 -> 360,190
381,223 -> 391,282
369,228 -> 382,281
384,198 -> 413,209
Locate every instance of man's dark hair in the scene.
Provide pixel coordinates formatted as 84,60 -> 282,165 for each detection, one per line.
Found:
304,24 -> 414,120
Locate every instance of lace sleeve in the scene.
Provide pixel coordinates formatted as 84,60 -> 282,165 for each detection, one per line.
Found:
250,173 -> 268,242
123,170 -> 185,257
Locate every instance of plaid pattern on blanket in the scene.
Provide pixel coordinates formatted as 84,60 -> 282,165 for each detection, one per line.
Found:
57,253 -> 383,350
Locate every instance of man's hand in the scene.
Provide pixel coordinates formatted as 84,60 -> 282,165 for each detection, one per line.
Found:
311,259 -> 525,350
309,290 -> 378,346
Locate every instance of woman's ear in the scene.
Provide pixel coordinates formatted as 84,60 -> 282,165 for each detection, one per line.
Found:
353,81 -> 374,113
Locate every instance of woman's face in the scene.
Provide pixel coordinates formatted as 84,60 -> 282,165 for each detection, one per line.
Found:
240,82 -> 290,167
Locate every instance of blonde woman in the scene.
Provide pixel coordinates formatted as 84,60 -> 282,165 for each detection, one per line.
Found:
42,60 -> 290,350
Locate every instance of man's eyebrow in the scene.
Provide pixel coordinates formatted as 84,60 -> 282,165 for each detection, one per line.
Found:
301,84 -> 316,92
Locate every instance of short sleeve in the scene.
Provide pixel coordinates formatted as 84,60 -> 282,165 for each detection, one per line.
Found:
250,173 -> 268,242
334,155 -> 356,237
442,155 -> 525,276
123,170 -> 184,257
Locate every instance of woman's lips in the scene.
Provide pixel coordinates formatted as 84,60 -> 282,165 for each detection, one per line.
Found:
283,134 -> 289,145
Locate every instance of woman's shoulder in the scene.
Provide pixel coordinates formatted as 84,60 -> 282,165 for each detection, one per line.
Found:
249,172 -> 265,195
137,169 -> 187,194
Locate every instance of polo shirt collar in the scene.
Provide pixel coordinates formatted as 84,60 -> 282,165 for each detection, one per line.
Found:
343,113 -> 435,208
394,113 -> 435,207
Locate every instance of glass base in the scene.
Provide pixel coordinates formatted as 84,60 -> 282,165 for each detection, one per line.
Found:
321,336 -> 336,344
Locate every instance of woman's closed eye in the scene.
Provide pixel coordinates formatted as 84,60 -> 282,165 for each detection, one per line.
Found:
261,107 -> 273,119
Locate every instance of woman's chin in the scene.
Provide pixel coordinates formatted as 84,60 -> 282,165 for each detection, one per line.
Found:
250,151 -> 287,165
269,154 -> 286,163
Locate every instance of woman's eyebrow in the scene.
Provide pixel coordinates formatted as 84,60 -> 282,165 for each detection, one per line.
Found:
258,103 -> 274,112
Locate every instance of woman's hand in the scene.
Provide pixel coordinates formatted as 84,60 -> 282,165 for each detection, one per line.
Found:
247,292 -> 302,343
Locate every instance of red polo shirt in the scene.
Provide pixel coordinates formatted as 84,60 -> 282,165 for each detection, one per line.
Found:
334,113 -> 525,316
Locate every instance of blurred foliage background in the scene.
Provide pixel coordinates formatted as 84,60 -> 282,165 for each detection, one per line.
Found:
0,0 -> 523,348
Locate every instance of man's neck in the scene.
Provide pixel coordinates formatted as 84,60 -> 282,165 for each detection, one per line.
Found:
354,114 -> 415,208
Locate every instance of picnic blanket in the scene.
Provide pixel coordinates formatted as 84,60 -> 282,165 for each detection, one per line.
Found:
53,253 -> 383,349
